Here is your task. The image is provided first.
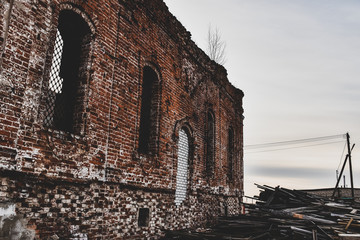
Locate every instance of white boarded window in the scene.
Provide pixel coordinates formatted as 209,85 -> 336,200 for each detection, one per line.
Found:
175,129 -> 189,206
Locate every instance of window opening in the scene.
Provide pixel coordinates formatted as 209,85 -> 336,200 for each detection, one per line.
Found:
175,128 -> 189,206
138,66 -> 159,154
228,127 -> 234,180
206,111 -> 215,176
44,10 -> 91,133
138,208 -> 150,227
44,30 -> 64,127
49,30 -> 64,93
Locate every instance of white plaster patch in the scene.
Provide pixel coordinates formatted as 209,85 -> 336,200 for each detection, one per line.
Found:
119,149 -> 124,157
0,162 -> 16,171
77,167 -> 89,179
0,203 -> 16,230
22,88 -> 38,121
0,74 -> 14,89
31,148 -> 40,156
0,203 -> 15,217
14,0 -> 32,12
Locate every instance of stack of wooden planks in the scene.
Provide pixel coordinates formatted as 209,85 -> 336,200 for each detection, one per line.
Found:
163,184 -> 360,239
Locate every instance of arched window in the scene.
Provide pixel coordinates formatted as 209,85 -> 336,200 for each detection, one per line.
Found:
44,10 -> 92,133
206,110 -> 215,177
175,128 -> 190,206
228,127 -> 234,181
138,66 -> 160,154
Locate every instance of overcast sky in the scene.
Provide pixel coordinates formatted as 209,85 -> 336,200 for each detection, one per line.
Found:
163,0 -> 360,197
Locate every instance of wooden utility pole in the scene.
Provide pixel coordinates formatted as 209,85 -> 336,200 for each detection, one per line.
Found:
332,133 -> 355,199
347,133 -> 355,198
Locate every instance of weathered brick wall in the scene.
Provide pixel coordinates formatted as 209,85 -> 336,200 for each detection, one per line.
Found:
0,0 -> 244,239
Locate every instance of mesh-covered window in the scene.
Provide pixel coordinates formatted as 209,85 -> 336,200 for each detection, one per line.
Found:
138,66 -> 160,154
44,10 -> 91,133
206,111 -> 215,176
175,128 -> 189,206
228,127 -> 234,181
44,30 -> 64,127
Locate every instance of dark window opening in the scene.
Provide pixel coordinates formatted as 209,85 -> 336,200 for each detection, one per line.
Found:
228,127 -> 234,181
138,208 -> 150,227
44,10 -> 91,133
224,203 -> 229,216
206,111 -> 215,177
138,66 -> 160,154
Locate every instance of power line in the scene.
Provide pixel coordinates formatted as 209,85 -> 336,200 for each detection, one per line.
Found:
245,134 -> 346,150
337,141 -> 347,172
245,140 -> 346,154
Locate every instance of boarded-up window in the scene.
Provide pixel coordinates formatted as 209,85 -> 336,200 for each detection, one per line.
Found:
44,10 -> 91,133
175,128 -> 189,206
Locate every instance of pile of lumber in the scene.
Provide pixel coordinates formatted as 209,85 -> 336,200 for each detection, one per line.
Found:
163,184 -> 360,239
241,184 -> 360,239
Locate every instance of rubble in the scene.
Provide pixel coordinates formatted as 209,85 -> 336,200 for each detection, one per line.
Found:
163,184 -> 360,239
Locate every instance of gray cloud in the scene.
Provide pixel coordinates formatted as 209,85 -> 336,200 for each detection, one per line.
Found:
249,166 -> 333,179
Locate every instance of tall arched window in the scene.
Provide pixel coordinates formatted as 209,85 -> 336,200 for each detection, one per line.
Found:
228,127 -> 234,181
175,128 -> 190,206
206,110 -> 215,177
138,66 -> 160,154
44,10 -> 92,133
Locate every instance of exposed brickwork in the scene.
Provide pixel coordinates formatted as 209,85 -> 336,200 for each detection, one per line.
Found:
0,0 -> 244,238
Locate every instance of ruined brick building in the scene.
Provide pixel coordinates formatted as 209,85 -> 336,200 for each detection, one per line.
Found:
0,0 -> 244,239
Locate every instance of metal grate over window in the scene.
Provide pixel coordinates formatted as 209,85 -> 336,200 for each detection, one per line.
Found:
175,129 -> 189,206
44,30 -> 64,127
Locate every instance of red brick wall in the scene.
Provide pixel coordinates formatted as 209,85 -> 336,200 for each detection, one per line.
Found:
0,0 -> 244,238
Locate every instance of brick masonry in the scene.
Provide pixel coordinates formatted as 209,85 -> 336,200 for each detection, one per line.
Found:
0,0 -> 244,239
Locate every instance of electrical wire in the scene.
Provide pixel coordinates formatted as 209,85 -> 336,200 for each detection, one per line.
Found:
245,140 -> 346,154
337,141 -> 347,171
245,134 -> 346,150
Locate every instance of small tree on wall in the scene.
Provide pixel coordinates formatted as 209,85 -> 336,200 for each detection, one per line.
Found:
207,24 -> 227,65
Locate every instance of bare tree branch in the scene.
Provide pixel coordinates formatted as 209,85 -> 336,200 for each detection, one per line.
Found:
207,25 -> 227,65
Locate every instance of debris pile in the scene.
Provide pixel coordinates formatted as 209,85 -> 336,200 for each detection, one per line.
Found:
163,184 -> 360,239
242,184 -> 360,239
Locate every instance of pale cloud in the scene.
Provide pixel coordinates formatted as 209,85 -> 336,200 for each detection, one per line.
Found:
249,166 -> 333,180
